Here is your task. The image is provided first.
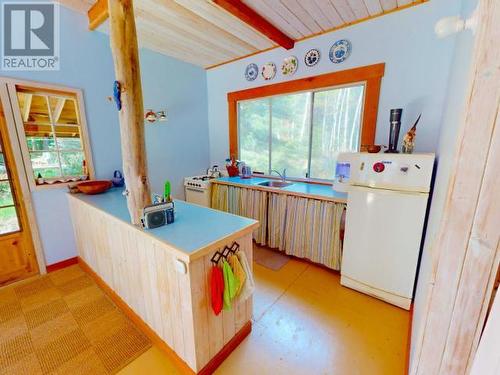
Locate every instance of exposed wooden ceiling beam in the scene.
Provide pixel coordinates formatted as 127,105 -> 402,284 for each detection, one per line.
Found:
21,94 -> 32,122
52,98 -> 66,123
212,0 -> 294,50
88,0 -> 108,30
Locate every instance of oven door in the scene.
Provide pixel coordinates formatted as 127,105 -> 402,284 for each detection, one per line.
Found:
184,186 -> 211,207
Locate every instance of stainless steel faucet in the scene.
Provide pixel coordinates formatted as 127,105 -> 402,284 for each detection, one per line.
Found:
271,168 -> 287,182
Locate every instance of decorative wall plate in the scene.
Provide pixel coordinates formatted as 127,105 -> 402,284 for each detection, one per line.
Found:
329,40 -> 352,64
304,49 -> 320,67
245,63 -> 259,81
261,62 -> 277,80
281,56 -> 298,76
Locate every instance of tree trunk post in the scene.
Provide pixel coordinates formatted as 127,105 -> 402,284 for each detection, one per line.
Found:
107,0 -> 151,224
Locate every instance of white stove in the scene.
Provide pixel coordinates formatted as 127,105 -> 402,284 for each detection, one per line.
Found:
184,175 -> 216,207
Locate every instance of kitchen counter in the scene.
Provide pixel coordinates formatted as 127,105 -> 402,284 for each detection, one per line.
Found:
214,176 -> 348,203
69,188 -> 258,262
68,188 -> 256,373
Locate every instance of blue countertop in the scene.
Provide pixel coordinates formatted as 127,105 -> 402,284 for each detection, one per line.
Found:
69,189 -> 258,260
214,177 -> 348,203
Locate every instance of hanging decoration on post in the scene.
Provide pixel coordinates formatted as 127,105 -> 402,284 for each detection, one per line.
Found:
113,81 -> 122,111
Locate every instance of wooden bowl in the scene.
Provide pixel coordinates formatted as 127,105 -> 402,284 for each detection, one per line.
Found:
77,180 -> 113,195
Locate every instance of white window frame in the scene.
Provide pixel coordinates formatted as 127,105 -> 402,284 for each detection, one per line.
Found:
5,79 -> 95,191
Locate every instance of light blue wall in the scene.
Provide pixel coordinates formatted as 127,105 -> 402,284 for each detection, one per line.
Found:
206,1 -> 461,166
410,0 -> 478,367
0,4 -> 209,265
141,49 -> 209,198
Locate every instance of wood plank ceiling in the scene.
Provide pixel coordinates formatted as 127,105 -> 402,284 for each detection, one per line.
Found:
59,0 -> 424,68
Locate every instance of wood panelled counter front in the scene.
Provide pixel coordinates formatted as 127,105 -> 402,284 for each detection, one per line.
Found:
68,191 -> 258,373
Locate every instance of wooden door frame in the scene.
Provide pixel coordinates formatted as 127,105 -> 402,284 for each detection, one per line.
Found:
411,0 -> 500,373
0,83 -> 46,275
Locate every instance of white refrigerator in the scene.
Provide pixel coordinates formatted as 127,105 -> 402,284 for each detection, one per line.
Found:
340,153 -> 435,310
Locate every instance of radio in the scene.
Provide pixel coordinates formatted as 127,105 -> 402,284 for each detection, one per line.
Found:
141,202 -> 174,229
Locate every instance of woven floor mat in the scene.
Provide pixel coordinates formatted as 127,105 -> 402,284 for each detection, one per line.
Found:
0,265 -> 151,375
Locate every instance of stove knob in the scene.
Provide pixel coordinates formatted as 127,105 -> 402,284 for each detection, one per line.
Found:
373,162 -> 385,173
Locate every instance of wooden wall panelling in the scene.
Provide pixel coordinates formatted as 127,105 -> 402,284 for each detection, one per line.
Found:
440,103 -> 500,373
174,0 -> 275,50
69,196 -> 254,372
469,273 -> 500,375
281,0 -> 323,33
466,248 -> 500,373
192,232 -> 253,370
69,198 -> 193,366
134,21 -> 223,66
213,0 -> 295,49
140,0 -> 257,57
330,0 -> 357,23
134,16 -> 235,62
144,243 -> 161,343
202,247 -> 225,360
363,0 -> 384,16
314,0 -> 343,26
379,0 -> 398,12
190,256 -> 211,369
348,0 -> 370,19
299,0 -> 337,30
397,0 -> 414,6
412,0 -> 500,373
241,0 -> 304,39
222,296 -> 236,346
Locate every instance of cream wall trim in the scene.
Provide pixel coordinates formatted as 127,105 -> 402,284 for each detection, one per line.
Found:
0,81 -> 46,274
4,77 -> 95,192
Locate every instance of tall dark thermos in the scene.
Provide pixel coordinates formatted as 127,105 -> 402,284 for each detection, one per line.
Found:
386,108 -> 402,153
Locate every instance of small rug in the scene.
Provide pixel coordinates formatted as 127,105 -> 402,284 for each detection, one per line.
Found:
0,265 -> 151,375
253,245 -> 290,271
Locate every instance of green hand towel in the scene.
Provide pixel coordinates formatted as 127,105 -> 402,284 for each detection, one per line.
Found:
222,259 -> 240,310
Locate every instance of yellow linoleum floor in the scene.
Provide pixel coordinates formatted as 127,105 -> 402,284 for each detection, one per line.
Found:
118,256 -> 410,375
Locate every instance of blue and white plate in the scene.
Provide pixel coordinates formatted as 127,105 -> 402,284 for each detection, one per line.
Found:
245,63 -> 259,81
304,48 -> 320,67
329,40 -> 351,64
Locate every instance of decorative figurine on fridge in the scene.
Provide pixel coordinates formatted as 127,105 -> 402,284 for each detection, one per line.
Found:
402,114 -> 421,154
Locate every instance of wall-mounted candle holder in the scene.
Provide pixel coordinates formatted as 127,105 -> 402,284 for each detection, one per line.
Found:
144,109 -> 167,123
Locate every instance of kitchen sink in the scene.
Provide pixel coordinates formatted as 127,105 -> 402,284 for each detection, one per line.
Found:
258,181 -> 294,188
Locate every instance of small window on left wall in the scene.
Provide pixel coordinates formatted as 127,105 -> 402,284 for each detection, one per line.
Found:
9,84 -> 93,188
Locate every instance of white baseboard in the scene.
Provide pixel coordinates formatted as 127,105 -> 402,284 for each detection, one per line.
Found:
340,275 -> 411,310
